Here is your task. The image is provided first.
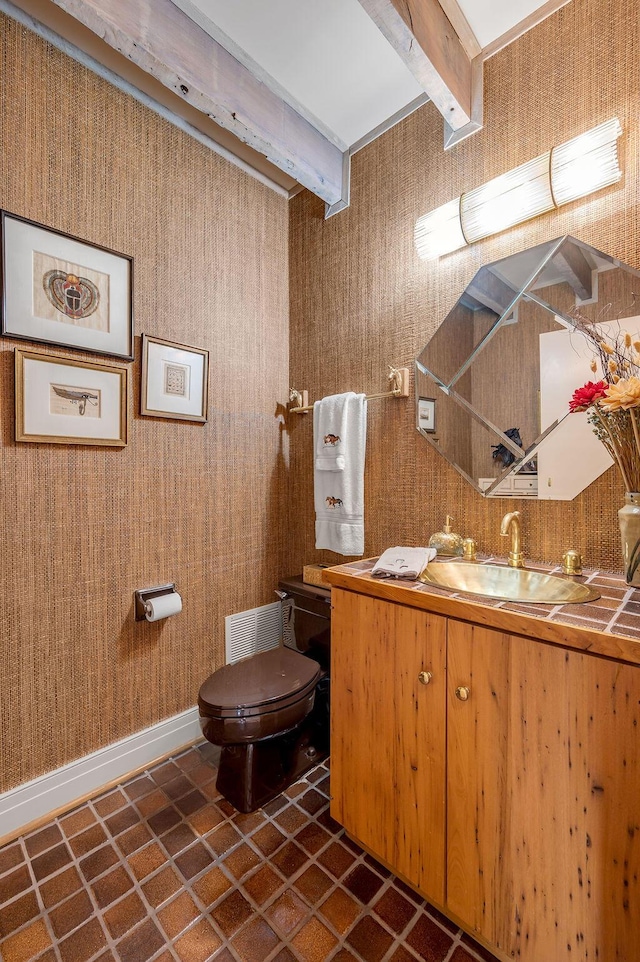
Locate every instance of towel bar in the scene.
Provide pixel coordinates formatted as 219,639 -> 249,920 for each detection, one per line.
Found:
289,366 -> 409,414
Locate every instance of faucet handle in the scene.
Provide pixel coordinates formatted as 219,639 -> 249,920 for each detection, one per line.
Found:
462,538 -> 477,561
562,549 -> 582,575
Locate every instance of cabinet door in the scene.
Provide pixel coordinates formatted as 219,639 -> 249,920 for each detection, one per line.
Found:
330,588 -> 446,903
447,620 -> 640,961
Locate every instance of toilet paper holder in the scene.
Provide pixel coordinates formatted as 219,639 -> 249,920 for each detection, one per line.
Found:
134,583 -> 178,621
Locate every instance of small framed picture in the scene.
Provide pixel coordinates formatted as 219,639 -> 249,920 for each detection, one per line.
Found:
418,397 -> 436,433
1,210 -> 133,360
15,348 -> 128,446
141,334 -> 209,422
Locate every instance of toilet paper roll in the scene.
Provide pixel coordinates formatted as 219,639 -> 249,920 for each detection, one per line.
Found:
145,592 -> 182,622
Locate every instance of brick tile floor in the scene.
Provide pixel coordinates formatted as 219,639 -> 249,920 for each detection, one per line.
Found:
0,745 -> 498,962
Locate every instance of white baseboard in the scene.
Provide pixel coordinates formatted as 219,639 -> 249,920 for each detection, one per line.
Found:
0,707 -> 202,839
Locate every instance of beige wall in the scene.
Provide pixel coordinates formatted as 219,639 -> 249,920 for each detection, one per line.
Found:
289,0 -> 639,576
3,0 -> 639,796
0,14 -> 290,792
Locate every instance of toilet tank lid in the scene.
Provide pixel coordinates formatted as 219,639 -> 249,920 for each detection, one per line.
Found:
198,646 -> 320,712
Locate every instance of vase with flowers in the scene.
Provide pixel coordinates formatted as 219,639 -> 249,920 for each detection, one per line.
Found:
569,321 -> 640,585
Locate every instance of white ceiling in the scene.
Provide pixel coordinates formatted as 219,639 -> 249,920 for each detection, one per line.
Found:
170,0 -> 423,148
461,0 -> 556,49
170,0 -> 564,149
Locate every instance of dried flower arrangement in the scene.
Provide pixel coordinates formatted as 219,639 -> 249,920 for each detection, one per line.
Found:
568,308 -> 640,582
568,314 -> 640,493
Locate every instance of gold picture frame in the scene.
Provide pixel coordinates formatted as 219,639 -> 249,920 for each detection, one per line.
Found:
140,334 -> 209,422
15,348 -> 128,446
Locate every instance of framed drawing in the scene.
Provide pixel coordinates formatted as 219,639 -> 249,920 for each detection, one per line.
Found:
1,211 -> 133,359
418,397 -> 436,433
141,335 -> 209,422
15,348 -> 128,446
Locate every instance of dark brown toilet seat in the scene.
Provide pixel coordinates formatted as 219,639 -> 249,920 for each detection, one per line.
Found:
198,646 -> 321,744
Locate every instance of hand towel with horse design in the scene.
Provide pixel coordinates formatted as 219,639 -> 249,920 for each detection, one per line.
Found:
314,392 -> 367,555
313,392 -> 351,471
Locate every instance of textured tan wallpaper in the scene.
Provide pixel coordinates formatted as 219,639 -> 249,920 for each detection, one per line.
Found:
3,0 -> 639,797
0,14 -> 289,792
289,0 -> 640,577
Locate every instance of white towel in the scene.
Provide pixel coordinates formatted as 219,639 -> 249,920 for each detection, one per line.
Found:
313,392 -> 352,471
314,393 -> 367,556
371,547 -> 437,579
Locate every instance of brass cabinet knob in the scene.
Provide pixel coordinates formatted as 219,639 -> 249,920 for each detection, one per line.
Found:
455,685 -> 470,701
418,671 -> 433,686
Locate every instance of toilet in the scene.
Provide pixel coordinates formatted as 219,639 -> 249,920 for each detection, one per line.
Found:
198,576 -> 331,813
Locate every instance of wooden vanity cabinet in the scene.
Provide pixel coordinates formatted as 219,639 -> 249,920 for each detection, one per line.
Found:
448,618 -> 640,960
330,586 -> 640,962
330,588 -> 447,904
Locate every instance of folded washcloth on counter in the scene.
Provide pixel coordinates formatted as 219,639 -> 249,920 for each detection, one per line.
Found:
371,546 -> 437,579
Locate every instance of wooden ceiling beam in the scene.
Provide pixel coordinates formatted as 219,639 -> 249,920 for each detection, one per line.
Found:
48,0 -> 348,208
357,0 -> 483,143
435,0 -> 481,58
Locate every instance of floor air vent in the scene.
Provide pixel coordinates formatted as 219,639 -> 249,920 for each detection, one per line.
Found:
225,601 -> 283,664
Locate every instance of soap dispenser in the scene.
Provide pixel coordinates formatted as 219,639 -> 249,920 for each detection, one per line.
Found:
429,515 -> 464,557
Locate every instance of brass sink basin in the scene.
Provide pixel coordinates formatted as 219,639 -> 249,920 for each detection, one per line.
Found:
418,562 -> 600,604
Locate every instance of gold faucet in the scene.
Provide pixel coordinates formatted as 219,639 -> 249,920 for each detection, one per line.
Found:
500,510 -> 525,568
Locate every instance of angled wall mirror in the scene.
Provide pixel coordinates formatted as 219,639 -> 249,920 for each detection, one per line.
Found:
415,236 -> 640,499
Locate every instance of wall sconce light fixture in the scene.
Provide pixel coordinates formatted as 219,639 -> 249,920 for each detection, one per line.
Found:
414,117 -> 622,260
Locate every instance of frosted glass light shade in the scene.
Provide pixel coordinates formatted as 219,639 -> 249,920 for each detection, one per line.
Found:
460,153 -> 554,243
414,197 -> 466,259
415,118 -> 622,260
550,117 -> 622,206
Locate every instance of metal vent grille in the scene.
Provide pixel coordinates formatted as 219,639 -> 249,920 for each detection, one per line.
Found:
225,601 -> 282,664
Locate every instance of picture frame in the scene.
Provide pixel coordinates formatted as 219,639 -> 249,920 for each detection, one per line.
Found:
15,348 -> 128,446
1,210 -> 133,360
418,397 -> 436,433
140,334 -> 209,422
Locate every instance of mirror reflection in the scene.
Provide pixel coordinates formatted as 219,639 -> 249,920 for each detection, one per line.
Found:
416,236 -> 640,499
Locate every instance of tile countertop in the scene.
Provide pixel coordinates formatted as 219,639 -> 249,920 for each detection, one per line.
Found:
323,557 -> 640,668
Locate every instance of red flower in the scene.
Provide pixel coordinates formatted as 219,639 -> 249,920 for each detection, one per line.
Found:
568,380 -> 608,412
